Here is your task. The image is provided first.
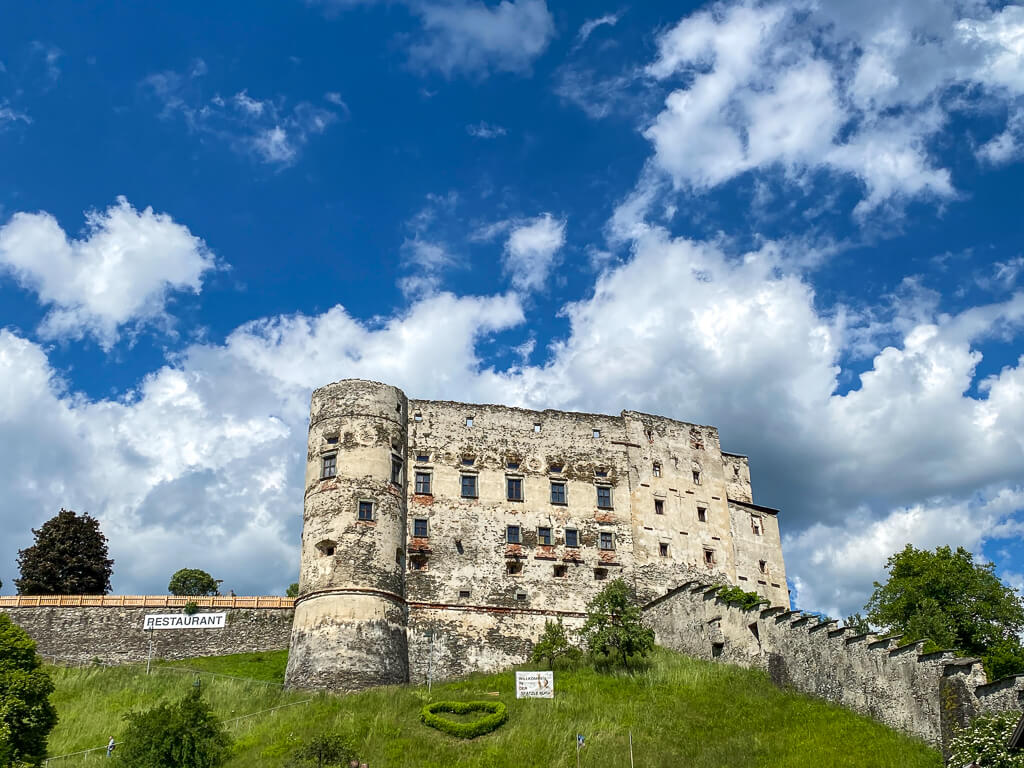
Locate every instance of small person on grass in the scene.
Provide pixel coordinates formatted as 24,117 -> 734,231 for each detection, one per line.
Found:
106,737 -> 116,757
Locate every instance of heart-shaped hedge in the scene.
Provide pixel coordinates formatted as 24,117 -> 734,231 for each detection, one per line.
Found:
420,700 -> 508,739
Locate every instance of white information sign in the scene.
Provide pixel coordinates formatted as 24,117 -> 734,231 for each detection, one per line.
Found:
515,671 -> 554,699
143,612 -> 226,631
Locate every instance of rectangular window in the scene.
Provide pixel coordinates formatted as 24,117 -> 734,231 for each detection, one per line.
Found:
653,462 -> 661,477
759,560 -> 767,574
697,506 -> 707,522
692,470 -> 701,485
507,561 -> 522,575
538,526 -> 552,546
553,564 -> 567,578
506,525 -> 521,544
391,457 -> 403,485
659,542 -> 669,557
357,501 -> 373,521
516,591 -> 527,601
593,429 -> 601,438
326,435 -> 339,444
549,464 -> 564,474
751,516 -> 762,535
565,528 -> 579,548
506,477 -> 523,501
550,482 -> 566,505
415,472 -> 432,495
704,549 -> 715,566
594,568 -> 608,580
599,532 -> 614,550
461,474 -> 478,498
413,518 -> 428,537
415,453 -> 430,462
466,416 -> 474,427
506,460 -> 520,470
654,499 -> 664,515
410,556 -> 426,571
321,454 -> 337,479
462,456 -> 475,466
597,486 -> 612,509
459,589 -> 470,598
414,413 -> 423,422
595,469 -> 608,478
534,423 -> 541,432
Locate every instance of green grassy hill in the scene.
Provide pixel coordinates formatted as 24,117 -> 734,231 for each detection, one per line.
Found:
46,649 -> 942,768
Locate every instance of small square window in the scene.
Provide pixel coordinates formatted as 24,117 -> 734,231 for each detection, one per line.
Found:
693,470 -> 701,485
466,416 -> 474,427
599,532 -> 614,551
459,589 -> 471,598
506,525 -> 521,544
415,453 -> 430,462
413,518 -> 428,538
594,568 -> 608,581
462,456 -> 475,466
326,435 -> 339,445
358,501 -> 374,521
593,429 -> 601,438
554,564 -> 567,578
507,477 -> 523,501
461,474 -> 478,498
653,462 -> 661,477
659,542 -> 669,557
507,561 -> 523,575
515,591 -> 527,601
550,482 -> 566,505
534,423 -> 541,432
654,499 -> 664,515
415,472 -> 432,495
410,556 -> 427,571
391,457 -> 403,484
321,454 -> 337,479
565,528 -> 579,548
697,506 -> 707,522
538,526 -> 552,546
507,460 -> 520,470
597,486 -> 612,509
414,413 -> 423,422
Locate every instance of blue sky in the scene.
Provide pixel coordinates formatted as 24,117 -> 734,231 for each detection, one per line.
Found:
1,0 -> 1022,618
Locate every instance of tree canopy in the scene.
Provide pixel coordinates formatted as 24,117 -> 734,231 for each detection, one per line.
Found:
113,687 -> 230,768
0,614 -> 58,767
865,544 -> 1024,680
16,509 -> 113,595
168,569 -> 220,597
581,578 -> 654,667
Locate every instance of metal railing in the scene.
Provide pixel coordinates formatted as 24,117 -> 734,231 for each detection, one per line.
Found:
0,594 -> 295,608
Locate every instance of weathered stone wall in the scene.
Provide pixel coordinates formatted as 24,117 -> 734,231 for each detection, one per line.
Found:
1,606 -> 293,665
644,579 -> 1024,750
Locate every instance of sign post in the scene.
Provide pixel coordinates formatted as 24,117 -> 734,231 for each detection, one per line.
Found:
515,671 -> 554,699
146,628 -> 153,675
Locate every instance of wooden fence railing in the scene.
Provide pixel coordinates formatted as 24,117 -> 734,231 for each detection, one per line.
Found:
0,595 -> 295,609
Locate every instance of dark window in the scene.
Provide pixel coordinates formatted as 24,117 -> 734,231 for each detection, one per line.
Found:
594,568 -> 608,580
654,499 -> 664,515
550,482 -> 566,504
759,560 -> 768,574
697,506 -> 707,522
395,547 -> 403,565
321,454 -> 337,479
415,453 -> 430,462
554,564 -> 567,578
549,464 -> 564,474
653,463 -> 661,477
538,526 -> 552,546
516,591 -> 527,601
659,542 -> 669,557
595,469 -> 608,478
357,501 -> 373,521
461,474 -> 478,498
597,486 -> 612,509
507,477 -> 523,501
459,589 -> 470,598
415,472 -> 431,495
599,532 -> 614,550
507,561 -> 522,575
413,518 -> 428,537
391,457 -> 403,484
507,460 -> 520,470
704,549 -> 715,566
462,456 -> 475,466
414,413 -> 423,422
565,528 -> 579,548
693,470 -> 701,485
411,557 -> 427,571
324,545 -> 335,556
506,525 -> 521,544
326,435 -> 339,445
751,516 -> 762,535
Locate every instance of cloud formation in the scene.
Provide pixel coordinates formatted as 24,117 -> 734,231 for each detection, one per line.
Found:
502,213 -> 567,293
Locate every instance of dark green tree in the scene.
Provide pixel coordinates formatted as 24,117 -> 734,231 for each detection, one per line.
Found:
844,612 -> 872,635
286,582 -> 299,598
168,569 -> 220,597
581,578 -> 654,667
113,687 -> 230,768
288,732 -> 355,768
16,509 -> 113,595
865,544 -> 1024,680
0,615 -> 59,767
529,618 -> 581,668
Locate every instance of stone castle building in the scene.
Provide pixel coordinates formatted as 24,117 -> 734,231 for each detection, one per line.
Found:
284,379 -> 788,691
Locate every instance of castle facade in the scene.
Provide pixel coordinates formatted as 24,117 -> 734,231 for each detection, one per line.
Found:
284,379 -> 788,691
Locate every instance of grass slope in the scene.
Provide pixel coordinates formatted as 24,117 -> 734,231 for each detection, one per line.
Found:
47,649 -> 942,768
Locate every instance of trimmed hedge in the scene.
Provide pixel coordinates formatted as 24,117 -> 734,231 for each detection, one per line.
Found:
420,701 -> 508,739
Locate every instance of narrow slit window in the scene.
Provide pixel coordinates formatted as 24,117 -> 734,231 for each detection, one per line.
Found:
538,526 -> 552,546
415,472 -> 432,495
461,474 -> 478,498
459,589 -> 471,598
413,518 -> 428,538
759,560 -> 768,574
659,542 -> 669,557
692,470 -> 701,485
507,477 -> 523,501
550,481 -> 566,505
321,454 -> 337,479
506,525 -> 521,544
654,499 -> 664,515
653,462 -> 661,477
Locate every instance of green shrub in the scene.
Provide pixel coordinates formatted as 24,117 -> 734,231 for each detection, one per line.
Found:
0,614 -> 58,767
420,701 -> 508,739
113,687 -> 230,768
716,586 -> 765,611
947,712 -> 1024,768
287,732 -> 356,767
183,601 -> 199,615
529,618 -> 582,668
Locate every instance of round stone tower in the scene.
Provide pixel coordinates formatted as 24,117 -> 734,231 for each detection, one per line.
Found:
284,379 -> 410,690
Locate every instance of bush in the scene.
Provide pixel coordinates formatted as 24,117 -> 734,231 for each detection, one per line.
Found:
420,701 -> 508,739
113,687 -> 230,768
288,732 -> 356,767
183,601 -> 199,615
529,618 -> 582,668
947,711 -> 1024,768
0,614 -> 58,767
716,586 -> 765,611
581,578 -> 654,668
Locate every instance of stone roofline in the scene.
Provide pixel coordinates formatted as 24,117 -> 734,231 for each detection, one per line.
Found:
727,498 -> 780,516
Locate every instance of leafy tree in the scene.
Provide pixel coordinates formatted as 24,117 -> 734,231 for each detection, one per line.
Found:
168,569 -> 220,597
288,732 -> 356,768
581,578 -> 654,668
286,582 -> 299,598
113,687 -> 230,768
0,615 -> 59,767
865,544 -> 1024,680
529,618 -> 581,668
844,613 -> 872,635
16,509 -> 113,595
716,585 -> 764,610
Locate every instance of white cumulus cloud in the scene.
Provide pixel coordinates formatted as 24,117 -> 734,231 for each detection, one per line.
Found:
502,213 -> 567,293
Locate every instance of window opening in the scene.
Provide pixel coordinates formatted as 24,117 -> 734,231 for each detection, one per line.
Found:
554,564 -> 568,578
593,429 -> 601,438
703,548 -> 715,566
326,435 -> 339,445
595,468 -> 608,478
358,501 -> 374,521
391,457 -> 403,485
321,454 -> 337,479
653,462 -> 661,477
599,532 -> 615,550
597,486 -> 612,509
507,477 -> 523,501
414,412 -> 423,422
692,470 -> 701,485
751,516 -> 762,535
415,472 -> 432,495
659,542 -> 669,557
759,560 -> 767,574
538,526 -> 552,546
506,525 -> 521,544
550,463 -> 564,474
515,591 -> 527,601
462,456 -> 475,466
410,556 -> 427,571
459,589 -> 471,598
534,423 -> 541,432
317,540 -> 336,556
461,474 -> 478,498
697,506 -> 707,522
415,453 -> 430,462
455,540 -> 465,554
565,528 -> 579,548
396,547 -> 404,566
654,499 -> 664,515
594,568 -> 608,581
466,416 -> 474,427
506,561 -> 523,575
550,481 -> 567,505
413,518 -> 428,538
507,460 -> 520,470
